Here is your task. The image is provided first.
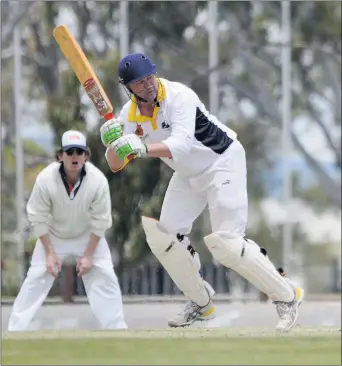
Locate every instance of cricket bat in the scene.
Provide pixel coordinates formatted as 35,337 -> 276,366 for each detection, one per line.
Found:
53,24 -> 135,163
52,24 -> 114,121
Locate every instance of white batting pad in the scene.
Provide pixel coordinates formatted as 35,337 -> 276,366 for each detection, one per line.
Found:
204,232 -> 294,302
142,216 -> 210,307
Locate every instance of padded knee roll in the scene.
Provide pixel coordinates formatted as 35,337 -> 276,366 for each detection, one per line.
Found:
204,232 -> 294,302
142,216 -> 210,307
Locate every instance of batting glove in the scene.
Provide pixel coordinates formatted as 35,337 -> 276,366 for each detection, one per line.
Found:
100,118 -> 123,147
111,134 -> 148,160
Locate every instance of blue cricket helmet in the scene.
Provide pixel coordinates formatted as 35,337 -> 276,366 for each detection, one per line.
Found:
118,53 -> 156,85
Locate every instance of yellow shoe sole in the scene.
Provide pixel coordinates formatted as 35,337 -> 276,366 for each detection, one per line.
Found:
198,306 -> 216,321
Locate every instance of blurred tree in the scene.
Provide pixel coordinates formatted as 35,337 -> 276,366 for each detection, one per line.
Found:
8,1 -> 172,275
218,1 -> 341,206
2,1 -> 340,281
1,140 -> 51,294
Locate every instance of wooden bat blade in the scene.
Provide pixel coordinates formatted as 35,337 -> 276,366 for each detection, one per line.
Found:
53,24 -> 114,119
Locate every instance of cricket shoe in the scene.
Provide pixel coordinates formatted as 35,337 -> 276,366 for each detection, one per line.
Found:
168,281 -> 216,328
274,294 -> 301,332
168,299 -> 215,328
273,267 -> 305,332
274,287 -> 304,332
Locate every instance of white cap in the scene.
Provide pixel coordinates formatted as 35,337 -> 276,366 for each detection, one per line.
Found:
61,130 -> 87,151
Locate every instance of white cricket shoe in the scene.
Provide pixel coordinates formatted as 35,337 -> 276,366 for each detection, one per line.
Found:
274,296 -> 300,332
168,281 -> 216,328
276,268 -> 305,318
168,299 -> 215,328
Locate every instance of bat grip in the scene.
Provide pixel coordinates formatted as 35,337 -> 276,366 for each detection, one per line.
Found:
103,112 -> 134,161
104,112 -> 114,121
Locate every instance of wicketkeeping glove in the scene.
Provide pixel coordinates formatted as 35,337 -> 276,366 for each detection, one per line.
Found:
111,134 -> 148,160
100,118 -> 123,147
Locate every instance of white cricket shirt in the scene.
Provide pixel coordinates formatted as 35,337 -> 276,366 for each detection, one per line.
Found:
117,77 -> 238,177
26,162 -> 112,239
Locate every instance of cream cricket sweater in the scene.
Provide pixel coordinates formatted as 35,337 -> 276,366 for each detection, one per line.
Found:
26,162 -> 112,239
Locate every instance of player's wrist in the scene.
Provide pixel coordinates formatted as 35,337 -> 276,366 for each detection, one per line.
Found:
140,144 -> 148,157
45,250 -> 56,257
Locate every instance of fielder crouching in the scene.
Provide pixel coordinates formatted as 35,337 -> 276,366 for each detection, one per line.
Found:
7,130 -> 127,331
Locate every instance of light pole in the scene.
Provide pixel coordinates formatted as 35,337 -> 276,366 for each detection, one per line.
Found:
208,1 -> 219,115
119,0 -> 129,105
13,1 -> 25,285
281,1 -> 293,271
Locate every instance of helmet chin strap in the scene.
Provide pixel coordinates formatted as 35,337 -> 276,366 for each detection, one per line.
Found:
133,93 -> 149,103
120,75 -> 161,106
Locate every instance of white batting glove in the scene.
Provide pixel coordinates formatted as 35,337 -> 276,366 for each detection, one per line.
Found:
100,118 -> 123,147
111,134 -> 148,160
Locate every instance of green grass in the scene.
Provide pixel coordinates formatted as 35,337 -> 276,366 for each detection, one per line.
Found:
2,327 -> 341,365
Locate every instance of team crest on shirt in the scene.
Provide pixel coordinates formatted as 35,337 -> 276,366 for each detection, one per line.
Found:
135,124 -> 144,136
134,123 -> 148,140
161,121 -> 170,130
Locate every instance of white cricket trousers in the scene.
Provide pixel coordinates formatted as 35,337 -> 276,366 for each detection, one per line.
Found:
159,140 -> 295,303
7,232 -> 127,331
160,139 -> 248,236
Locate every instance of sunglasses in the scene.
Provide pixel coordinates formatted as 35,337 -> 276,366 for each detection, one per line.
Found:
65,148 -> 85,156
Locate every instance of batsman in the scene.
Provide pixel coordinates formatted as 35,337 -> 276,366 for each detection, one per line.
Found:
100,53 -> 304,331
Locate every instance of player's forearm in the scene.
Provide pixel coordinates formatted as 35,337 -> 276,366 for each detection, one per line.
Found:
39,234 -> 55,255
146,142 -> 172,158
84,233 -> 101,257
106,148 -> 124,171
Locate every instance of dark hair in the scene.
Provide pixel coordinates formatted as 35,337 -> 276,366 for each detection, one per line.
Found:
55,147 -> 91,162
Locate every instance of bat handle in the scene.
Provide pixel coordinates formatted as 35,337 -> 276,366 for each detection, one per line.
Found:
104,112 -> 114,121
103,111 -> 135,161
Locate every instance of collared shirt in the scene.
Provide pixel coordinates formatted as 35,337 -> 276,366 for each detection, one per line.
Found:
26,162 -> 112,239
58,163 -> 86,200
114,77 -> 238,177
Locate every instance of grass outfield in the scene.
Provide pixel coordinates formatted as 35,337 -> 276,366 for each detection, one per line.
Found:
2,327 -> 341,365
